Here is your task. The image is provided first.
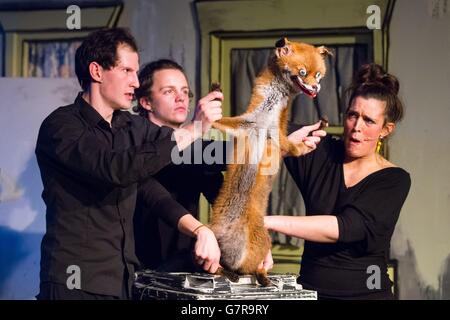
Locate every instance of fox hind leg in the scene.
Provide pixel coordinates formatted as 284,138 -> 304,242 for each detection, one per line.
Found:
255,268 -> 273,287
215,267 -> 240,283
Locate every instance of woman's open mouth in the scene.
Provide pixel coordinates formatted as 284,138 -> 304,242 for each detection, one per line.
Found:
348,137 -> 363,146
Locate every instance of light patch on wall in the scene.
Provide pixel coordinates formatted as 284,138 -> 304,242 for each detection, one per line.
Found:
0,169 -> 24,203
428,0 -> 448,18
5,205 -> 37,231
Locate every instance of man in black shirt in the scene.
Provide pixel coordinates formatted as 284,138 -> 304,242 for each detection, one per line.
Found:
133,59 -> 226,273
35,28 -> 223,300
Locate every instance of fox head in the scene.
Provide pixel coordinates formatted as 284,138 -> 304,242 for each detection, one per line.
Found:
273,38 -> 331,98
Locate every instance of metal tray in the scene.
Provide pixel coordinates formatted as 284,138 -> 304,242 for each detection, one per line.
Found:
133,270 -> 317,300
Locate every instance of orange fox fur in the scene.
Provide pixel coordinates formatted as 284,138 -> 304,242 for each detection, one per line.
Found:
209,38 -> 330,286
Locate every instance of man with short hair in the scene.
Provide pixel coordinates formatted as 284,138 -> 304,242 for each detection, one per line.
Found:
133,59 -> 225,273
35,28 -> 222,300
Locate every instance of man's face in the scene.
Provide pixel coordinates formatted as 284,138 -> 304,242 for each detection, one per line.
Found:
148,69 -> 190,128
100,45 -> 139,110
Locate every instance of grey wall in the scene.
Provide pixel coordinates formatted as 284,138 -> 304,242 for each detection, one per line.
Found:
389,0 -> 450,299
119,0 -> 199,111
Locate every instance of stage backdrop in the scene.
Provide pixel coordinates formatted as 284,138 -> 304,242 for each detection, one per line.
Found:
0,78 -> 79,299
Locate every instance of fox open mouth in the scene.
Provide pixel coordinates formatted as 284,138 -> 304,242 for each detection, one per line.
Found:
291,76 -> 318,98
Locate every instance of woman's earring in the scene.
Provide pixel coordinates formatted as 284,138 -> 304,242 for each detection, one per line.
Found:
376,136 -> 383,154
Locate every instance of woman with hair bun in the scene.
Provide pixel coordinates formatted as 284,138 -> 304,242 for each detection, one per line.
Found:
265,63 -> 411,299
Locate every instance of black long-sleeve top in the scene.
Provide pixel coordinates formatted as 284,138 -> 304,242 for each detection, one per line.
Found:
134,141 -> 225,270
35,94 -> 177,297
284,135 -> 411,299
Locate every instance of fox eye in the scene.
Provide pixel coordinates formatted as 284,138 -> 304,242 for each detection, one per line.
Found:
299,69 -> 307,77
315,72 -> 321,79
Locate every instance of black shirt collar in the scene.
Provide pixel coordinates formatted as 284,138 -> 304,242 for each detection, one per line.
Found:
75,92 -> 132,129
76,92 -> 104,127
112,109 -> 132,129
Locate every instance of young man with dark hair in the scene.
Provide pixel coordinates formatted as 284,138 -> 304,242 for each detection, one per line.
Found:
133,59 -> 226,273
35,28 -> 223,300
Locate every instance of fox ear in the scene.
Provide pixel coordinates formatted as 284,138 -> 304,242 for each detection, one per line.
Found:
275,37 -> 292,58
275,37 -> 288,48
317,46 -> 333,57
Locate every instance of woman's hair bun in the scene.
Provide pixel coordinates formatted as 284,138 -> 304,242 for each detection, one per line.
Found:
353,63 -> 399,95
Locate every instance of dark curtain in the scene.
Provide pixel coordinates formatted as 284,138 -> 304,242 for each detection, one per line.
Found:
230,44 -> 369,246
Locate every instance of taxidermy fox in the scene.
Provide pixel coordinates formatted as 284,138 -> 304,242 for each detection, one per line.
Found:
209,38 -> 330,286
